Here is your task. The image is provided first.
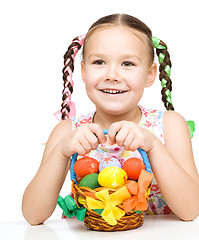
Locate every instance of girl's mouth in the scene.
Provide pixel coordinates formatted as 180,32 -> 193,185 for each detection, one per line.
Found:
100,89 -> 127,94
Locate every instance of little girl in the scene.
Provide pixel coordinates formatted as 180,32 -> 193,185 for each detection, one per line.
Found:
22,14 -> 199,225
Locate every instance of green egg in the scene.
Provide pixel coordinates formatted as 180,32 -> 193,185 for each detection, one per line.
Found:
79,173 -> 100,189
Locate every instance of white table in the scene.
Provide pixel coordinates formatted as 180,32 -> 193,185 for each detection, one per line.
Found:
0,215 -> 199,240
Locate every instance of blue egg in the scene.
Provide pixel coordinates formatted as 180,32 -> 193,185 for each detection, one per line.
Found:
99,157 -> 122,172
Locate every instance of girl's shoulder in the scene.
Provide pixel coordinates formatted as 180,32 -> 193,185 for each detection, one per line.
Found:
53,118 -> 73,135
163,110 -> 190,139
41,119 -> 72,164
49,118 -> 73,144
163,109 -> 186,122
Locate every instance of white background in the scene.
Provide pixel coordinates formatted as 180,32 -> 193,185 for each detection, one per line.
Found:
0,0 -> 198,222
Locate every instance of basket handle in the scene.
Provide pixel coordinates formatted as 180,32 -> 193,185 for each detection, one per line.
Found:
70,129 -> 152,183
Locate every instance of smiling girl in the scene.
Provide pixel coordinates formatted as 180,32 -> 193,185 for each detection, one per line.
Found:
22,14 -> 199,225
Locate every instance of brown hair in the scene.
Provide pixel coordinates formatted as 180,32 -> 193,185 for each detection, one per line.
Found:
82,14 -> 154,64
61,14 -> 173,120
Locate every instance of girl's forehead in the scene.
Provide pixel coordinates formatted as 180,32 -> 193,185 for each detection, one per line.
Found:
84,25 -> 149,56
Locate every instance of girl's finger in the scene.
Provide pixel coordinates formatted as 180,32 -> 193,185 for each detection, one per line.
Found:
76,143 -> 88,156
123,129 -> 135,150
78,137 -> 92,154
84,131 -> 99,150
88,124 -> 107,144
108,121 -> 124,144
129,137 -> 141,152
115,124 -> 130,147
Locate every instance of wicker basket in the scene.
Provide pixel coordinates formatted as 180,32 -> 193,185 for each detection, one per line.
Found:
69,141 -> 153,232
72,181 -> 145,231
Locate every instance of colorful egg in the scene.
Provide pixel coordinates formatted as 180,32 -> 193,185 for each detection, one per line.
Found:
74,157 -> 99,178
122,158 -> 145,180
79,173 -> 100,189
99,157 -> 122,172
98,166 -> 127,188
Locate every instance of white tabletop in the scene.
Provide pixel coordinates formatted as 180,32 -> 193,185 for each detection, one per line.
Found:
0,215 -> 199,240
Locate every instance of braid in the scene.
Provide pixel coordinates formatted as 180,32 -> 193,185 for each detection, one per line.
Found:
61,35 -> 85,120
152,37 -> 174,111
61,34 -> 173,117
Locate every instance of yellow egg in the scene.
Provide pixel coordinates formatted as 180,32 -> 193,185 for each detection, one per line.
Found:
98,167 -> 127,188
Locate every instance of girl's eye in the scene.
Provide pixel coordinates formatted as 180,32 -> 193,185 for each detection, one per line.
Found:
122,61 -> 134,67
93,60 -> 105,65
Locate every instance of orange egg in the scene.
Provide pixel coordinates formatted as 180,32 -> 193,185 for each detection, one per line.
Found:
122,158 -> 145,180
74,157 -> 99,178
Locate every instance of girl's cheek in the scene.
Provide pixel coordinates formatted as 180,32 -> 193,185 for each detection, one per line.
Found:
86,69 -> 104,81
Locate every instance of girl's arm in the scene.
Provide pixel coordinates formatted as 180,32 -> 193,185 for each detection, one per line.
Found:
22,120 -> 106,225
22,120 -> 72,225
148,111 -> 199,221
108,112 -> 199,221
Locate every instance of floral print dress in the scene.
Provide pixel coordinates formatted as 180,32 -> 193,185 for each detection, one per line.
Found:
70,106 -> 172,215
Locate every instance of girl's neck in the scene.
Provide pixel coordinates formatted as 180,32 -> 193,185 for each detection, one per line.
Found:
93,106 -> 142,129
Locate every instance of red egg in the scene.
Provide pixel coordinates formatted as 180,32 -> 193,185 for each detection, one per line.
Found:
122,158 -> 145,180
74,157 -> 99,178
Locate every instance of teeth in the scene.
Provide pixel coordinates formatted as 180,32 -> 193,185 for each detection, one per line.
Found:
102,89 -> 125,94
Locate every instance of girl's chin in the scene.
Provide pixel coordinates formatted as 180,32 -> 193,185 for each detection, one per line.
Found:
97,105 -> 132,116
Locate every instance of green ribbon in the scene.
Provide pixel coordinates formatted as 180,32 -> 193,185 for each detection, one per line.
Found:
161,78 -> 173,106
165,90 -> 173,106
135,210 -> 142,214
187,121 -> 195,139
152,36 -> 160,48
164,65 -> 171,77
153,36 -> 195,139
161,78 -> 167,88
153,36 -> 173,107
93,209 -> 104,215
57,195 -> 86,221
152,36 -> 166,49
159,53 -> 165,64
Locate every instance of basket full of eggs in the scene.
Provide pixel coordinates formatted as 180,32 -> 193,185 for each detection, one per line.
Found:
57,130 -> 154,232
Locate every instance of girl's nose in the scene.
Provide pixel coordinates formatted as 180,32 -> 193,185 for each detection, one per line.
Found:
105,64 -> 120,82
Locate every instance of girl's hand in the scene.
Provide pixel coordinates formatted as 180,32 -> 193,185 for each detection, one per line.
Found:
61,123 -> 107,157
108,121 -> 157,153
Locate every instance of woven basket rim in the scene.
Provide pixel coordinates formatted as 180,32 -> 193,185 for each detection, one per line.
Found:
72,180 -> 150,215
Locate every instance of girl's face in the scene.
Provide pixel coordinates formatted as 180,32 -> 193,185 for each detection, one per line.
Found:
81,26 -> 157,117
